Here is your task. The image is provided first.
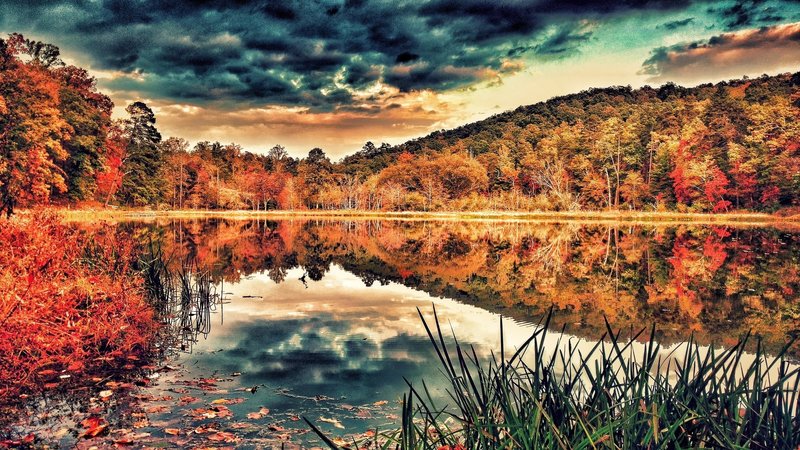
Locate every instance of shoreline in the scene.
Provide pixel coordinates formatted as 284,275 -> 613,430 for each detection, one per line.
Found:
53,207 -> 800,226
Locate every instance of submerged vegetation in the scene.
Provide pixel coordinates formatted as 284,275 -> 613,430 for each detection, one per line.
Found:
311,308 -> 800,449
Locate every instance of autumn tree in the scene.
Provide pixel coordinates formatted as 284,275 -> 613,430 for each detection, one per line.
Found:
297,148 -> 333,208
95,121 -> 127,206
55,65 -> 113,201
159,137 -> 191,208
0,34 -> 71,216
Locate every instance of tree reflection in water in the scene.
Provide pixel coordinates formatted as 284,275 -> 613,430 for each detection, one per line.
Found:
118,218 -> 800,357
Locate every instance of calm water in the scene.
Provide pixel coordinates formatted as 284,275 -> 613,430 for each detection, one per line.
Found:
9,218 -> 800,447
136,218 -> 800,349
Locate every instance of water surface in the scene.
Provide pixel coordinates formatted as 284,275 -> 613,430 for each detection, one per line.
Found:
8,218 -> 800,447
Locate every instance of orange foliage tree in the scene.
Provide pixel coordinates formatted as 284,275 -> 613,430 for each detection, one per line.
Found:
0,34 -> 71,216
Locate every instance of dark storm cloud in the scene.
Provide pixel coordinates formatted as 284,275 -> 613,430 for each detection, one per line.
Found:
708,1 -> 793,29
659,18 -> 695,30
0,0 -> 792,111
535,23 -> 594,57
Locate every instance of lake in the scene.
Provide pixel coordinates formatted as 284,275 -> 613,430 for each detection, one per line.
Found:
6,217 -> 800,448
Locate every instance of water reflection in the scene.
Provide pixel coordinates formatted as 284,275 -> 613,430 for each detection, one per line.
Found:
148,265 -> 534,441
7,217 -> 799,447
122,218 -> 800,356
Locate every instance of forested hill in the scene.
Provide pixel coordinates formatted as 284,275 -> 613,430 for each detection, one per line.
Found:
1,31 -> 799,214
341,72 -> 800,212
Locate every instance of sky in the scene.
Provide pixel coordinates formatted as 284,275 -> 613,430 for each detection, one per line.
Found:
2,0 -> 800,159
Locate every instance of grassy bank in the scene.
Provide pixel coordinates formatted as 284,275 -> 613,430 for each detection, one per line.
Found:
310,309 -> 800,449
56,207 -> 800,227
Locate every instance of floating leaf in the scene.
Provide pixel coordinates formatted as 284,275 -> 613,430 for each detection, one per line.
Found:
211,397 -> 246,405
80,417 -> 108,439
318,416 -> 344,429
246,406 -> 270,419
207,431 -> 238,443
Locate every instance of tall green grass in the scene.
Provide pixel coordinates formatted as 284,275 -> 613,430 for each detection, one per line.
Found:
309,307 -> 800,449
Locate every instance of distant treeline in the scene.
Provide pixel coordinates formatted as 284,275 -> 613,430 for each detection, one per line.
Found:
1,33 -> 799,216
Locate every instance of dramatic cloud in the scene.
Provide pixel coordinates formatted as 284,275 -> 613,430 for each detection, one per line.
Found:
641,22 -> 800,83
658,18 -> 695,30
0,0 -> 712,112
2,0 -> 800,156
708,1 -> 788,29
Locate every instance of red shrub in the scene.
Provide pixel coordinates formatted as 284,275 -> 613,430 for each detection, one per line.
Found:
0,210 -> 158,402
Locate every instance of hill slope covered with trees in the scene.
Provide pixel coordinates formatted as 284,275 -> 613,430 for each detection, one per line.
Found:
1,33 -> 799,215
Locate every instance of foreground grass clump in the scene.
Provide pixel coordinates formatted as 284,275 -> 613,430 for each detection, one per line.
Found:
311,308 -> 800,449
0,211 -> 158,402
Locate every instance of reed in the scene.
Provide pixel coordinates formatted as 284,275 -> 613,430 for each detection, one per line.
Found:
137,241 -> 225,355
309,307 -> 800,449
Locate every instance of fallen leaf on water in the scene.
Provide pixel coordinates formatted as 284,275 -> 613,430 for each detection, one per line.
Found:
80,416 -> 105,429
318,417 -> 344,429
179,396 -> 199,404
373,400 -> 388,406
207,431 -> 239,443
79,417 -> 108,439
267,424 -> 285,432
193,425 -> 218,434
113,436 -> 135,446
164,428 -> 181,436
114,432 -> 150,445
144,405 -> 170,414
81,426 -> 108,439
189,405 -> 233,419
246,407 -> 270,419
211,397 -> 246,405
